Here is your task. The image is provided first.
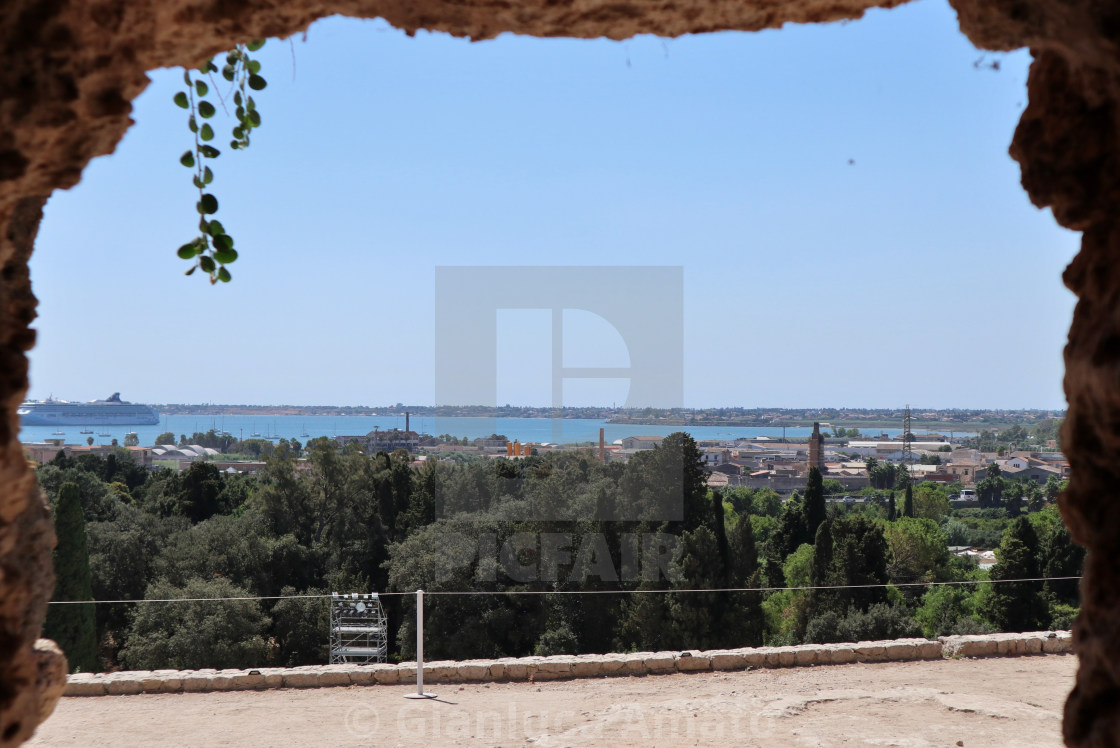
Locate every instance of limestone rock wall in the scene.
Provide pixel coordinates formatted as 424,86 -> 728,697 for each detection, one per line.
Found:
58,633 -> 1072,697
3,0 -> 1120,746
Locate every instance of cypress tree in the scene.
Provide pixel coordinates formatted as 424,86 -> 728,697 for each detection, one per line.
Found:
987,516 -> 1048,632
903,484 -> 914,518
803,520 -> 836,638
772,493 -> 809,558
711,490 -> 731,576
887,492 -> 897,522
43,482 -> 99,672
804,467 -> 827,543
761,551 -> 786,590
725,513 -> 764,647
1043,523 -> 1085,607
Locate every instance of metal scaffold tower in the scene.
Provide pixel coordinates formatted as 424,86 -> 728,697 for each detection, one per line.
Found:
902,404 -> 914,465
329,592 -> 388,664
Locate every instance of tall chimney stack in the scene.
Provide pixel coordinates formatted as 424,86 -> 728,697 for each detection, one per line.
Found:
405,411 -> 410,433
600,428 -> 606,463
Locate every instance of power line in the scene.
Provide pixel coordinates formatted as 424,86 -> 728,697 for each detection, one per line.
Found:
45,576 -> 1083,605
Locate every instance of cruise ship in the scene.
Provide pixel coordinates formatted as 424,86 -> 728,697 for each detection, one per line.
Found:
17,393 -> 160,426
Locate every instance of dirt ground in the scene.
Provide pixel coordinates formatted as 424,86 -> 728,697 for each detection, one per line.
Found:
28,654 -> 1076,747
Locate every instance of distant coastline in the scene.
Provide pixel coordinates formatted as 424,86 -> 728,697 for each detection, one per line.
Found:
148,404 -> 1064,432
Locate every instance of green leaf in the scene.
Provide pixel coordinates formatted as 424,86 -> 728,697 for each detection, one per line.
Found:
235,106 -> 245,120
247,60 -> 261,75
214,248 -> 237,264
183,71 -> 192,86
248,74 -> 267,91
198,101 -> 216,118
200,194 -> 219,214
179,150 -> 195,168
185,265 -> 197,276
230,141 -> 240,150
192,175 -> 204,188
196,200 -> 206,215
195,80 -> 209,96
213,234 -> 233,251
177,242 -> 200,259
226,51 -> 239,65
233,91 -> 243,106
207,220 -> 225,236
248,110 -> 261,127
199,218 -> 210,233
199,145 -> 220,158
203,166 -> 213,185
173,91 -> 189,109
207,61 -> 218,73
199,256 -> 216,273
222,64 -> 235,82
246,39 -> 266,52
200,123 -> 214,141
247,96 -> 256,110
217,267 -> 232,283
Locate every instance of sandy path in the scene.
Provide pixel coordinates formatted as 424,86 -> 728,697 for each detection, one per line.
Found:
29,654 -> 1076,747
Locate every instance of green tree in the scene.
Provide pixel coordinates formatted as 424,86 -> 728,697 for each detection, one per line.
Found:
155,432 -> 176,446
915,584 -> 991,638
1043,475 -> 1064,502
902,484 -> 914,518
986,516 -> 1048,632
1025,483 -> 1045,513
771,494 -> 810,558
867,458 -> 898,490
828,514 -> 890,612
805,602 -> 921,644
123,432 -> 139,447
270,586 -> 330,665
884,517 -> 951,585
887,492 -> 896,522
1042,521 -> 1085,607
803,515 -> 892,639
805,520 -> 837,626
751,488 -> 782,518
121,577 -> 271,670
1004,481 -> 1024,517
803,467 -> 827,543
86,436 -> 94,446
669,525 -> 728,649
913,483 -> 949,520
43,482 -> 99,672
894,464 -> 911,491
978,463 -> 1003,508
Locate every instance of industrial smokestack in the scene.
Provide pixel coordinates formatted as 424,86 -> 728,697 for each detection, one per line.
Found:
600,428 -> 606,463
406,411 -> 410,433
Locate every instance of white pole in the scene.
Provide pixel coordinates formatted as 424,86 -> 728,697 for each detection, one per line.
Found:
404,588 -> 435,699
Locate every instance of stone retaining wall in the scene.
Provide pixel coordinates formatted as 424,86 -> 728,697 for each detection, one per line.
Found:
63,631 -> 1071,697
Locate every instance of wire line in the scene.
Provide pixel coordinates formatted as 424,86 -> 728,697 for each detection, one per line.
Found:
45,576 -> 1082,605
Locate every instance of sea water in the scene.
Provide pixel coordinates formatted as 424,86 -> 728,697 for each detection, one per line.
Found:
19,413 -> 936,447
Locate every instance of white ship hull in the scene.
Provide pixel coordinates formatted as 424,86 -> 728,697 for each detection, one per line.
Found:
18,393 -> 160,426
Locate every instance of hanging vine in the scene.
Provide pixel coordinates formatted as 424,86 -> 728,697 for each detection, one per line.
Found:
174,40 -> 268,283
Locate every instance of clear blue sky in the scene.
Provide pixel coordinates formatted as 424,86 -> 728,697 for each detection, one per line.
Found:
28,0 -> 1078,409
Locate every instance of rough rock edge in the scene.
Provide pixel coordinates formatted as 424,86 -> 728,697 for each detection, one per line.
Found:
60,632 -> 1072,697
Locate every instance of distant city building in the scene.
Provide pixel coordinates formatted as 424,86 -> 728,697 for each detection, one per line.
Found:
336,428 -> 420,454
621,435 -> 664,451
22,440 -> 152,467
